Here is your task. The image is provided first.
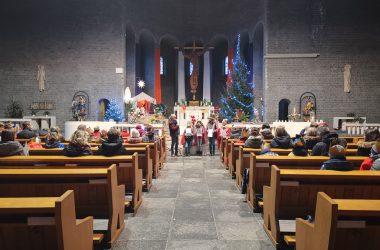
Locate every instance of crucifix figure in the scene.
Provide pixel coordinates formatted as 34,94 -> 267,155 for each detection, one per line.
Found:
177,41 -> 209,101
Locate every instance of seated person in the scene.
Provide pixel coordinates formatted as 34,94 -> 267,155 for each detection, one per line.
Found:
260,143 -> 279,156
136,125 -> 145,136
0,122 -> 4,133
236,128 -> 249,143
128,128 -> 143,143
260,123 -> 274,139
92,126 -> 101,138
0,129 -> 28,156
63,130 -> 92,157
311,126 -> 338,156
357,128 -> 380,156
143,125 -> 158,143
244,127 -> 263,148
320,145 -> 354,171
50,126 -> 65,142
270,125 -> 292,149
303,127 -> 320,150
360,141 -> 380,170
370,158 -> 380,171
43,130 -> 62,149
16,121 -> 36,139
98,128 -> 126,156
299,122 -> 319,136
120,127 -> 130,138
38,128 -> 49,137
288,135 -> 308,156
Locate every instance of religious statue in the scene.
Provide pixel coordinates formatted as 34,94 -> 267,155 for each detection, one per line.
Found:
344,64 -> 351,93
178,41 -> 211,101
37,64 -> 46,92
71,96 -> 87,121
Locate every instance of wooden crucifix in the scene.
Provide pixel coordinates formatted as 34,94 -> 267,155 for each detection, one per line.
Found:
175,41 -> 213,100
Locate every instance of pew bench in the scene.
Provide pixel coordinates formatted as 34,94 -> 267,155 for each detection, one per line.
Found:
0,166 -> 125,248
0,190 -> 93,250
29,146 -> 153,191
296,192 -> 380,250
236,147 -> 359,190
263,166 -> 380,249
246,154 -> 366,212
0,154 -> 142,212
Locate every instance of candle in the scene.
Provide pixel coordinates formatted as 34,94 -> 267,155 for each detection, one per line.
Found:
293,107 -> 296,114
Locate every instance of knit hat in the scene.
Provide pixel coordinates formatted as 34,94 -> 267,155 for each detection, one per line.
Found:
371,159 -> 380,171
329,145 -> 346,157
130,128 -> 140,138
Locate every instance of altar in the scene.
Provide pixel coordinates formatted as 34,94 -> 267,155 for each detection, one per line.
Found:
173,105 -> 214,132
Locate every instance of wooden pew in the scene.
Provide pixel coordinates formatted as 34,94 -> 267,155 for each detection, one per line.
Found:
0,166 -> 124,248
29,146 -> 153,192
228,141 -> 244,178
0,190 -> 93,250
340,136 -> 363,144
225,139 -> 237,170
0,154 -> 142,212
246,154 -> 366,211
159,136 -> 167,168
263,166 -> 380,248
296,192 -> 380,250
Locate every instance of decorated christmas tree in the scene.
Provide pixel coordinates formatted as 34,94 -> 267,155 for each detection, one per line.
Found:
220,34 -> 255,121
104,99 -> 124,122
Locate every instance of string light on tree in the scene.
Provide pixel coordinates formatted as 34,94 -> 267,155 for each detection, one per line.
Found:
104,99 -> 124,122
219,34 -> 255,121
137,80 -> 145,89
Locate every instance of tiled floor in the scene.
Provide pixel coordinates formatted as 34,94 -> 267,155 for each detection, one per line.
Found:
111,155 -> 275,250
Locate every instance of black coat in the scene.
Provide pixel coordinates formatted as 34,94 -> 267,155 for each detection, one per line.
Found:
311,133 -> 338,156
98,139 -> 127,156
270,135 -> 292,149
321,156 -> 354,171
63,144 -> 92,157
16,129 -> 36,139
43,139 -> 61,149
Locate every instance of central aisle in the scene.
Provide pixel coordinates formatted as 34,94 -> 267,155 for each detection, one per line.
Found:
112,156 -> 274,250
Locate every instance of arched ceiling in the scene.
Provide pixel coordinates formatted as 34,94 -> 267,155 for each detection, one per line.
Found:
125,0 -> 264,45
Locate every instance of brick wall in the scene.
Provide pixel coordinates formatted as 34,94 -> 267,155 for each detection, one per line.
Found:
264,0 -> 380,125
0,0 -> 126,128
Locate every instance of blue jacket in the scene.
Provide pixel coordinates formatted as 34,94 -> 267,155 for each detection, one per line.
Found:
321,156 -> 354,171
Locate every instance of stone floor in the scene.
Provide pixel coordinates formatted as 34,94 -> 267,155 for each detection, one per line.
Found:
110,155 -> 275,250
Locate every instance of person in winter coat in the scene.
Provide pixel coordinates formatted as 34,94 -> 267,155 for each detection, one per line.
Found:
16,121 -> 37,139
63,130 -> 92,157
169,115 -> 180,156
194,120 -> 206,155
360,141 -> 380,170
43,130 -> 62,149
98,128 -> 127,156
182,123 -> 194,156
260,143 -> 279,156
128,128 -> 143,143
270,126 -> 292,149
288,135 -> 308,156
207,117 -> 218,156
143,125 -> 158,143
244,127 -> 263,149
0,129 -> 28,156
217,119 -> 231,146
311,126 -> 339,156
370,158 -> 380,171
320,144 -> 354,171
356,128 -> 380,156
261,123 -> 274,140
303,127 -> 320,150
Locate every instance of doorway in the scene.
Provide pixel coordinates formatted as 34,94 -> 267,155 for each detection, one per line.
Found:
278,99 -> 290,121
99,99 -> 110,121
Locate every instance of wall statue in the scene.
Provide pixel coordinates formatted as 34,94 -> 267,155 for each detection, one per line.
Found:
37,64 -> 46,92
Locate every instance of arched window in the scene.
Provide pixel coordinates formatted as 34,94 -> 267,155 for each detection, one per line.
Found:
98,99 -> 110,121
160,56 -> 164,75
224,56 -> 229,75
189,62 -> 194,75
278,99 -> 291,121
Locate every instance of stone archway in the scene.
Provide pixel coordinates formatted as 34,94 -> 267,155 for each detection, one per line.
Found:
279,99 -> 290,121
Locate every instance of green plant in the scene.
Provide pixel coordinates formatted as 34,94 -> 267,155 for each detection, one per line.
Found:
346,112 -> 365,123
31,110 -> 38,116
6,98 -> 23,118
43,111 -> 50,116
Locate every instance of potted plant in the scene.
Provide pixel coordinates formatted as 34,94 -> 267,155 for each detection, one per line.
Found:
6,98 -> 23,118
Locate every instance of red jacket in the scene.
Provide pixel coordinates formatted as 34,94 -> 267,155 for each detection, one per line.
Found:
360,157 -> 374,170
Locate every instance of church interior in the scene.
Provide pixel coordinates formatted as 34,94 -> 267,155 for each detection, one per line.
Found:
0,0 -> 380,249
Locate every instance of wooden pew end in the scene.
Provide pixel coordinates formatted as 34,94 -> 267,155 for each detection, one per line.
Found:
284,235 -> 296,246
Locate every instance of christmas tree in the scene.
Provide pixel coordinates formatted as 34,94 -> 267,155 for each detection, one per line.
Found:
220,34 -> 255,121
104,99 -> 124,122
